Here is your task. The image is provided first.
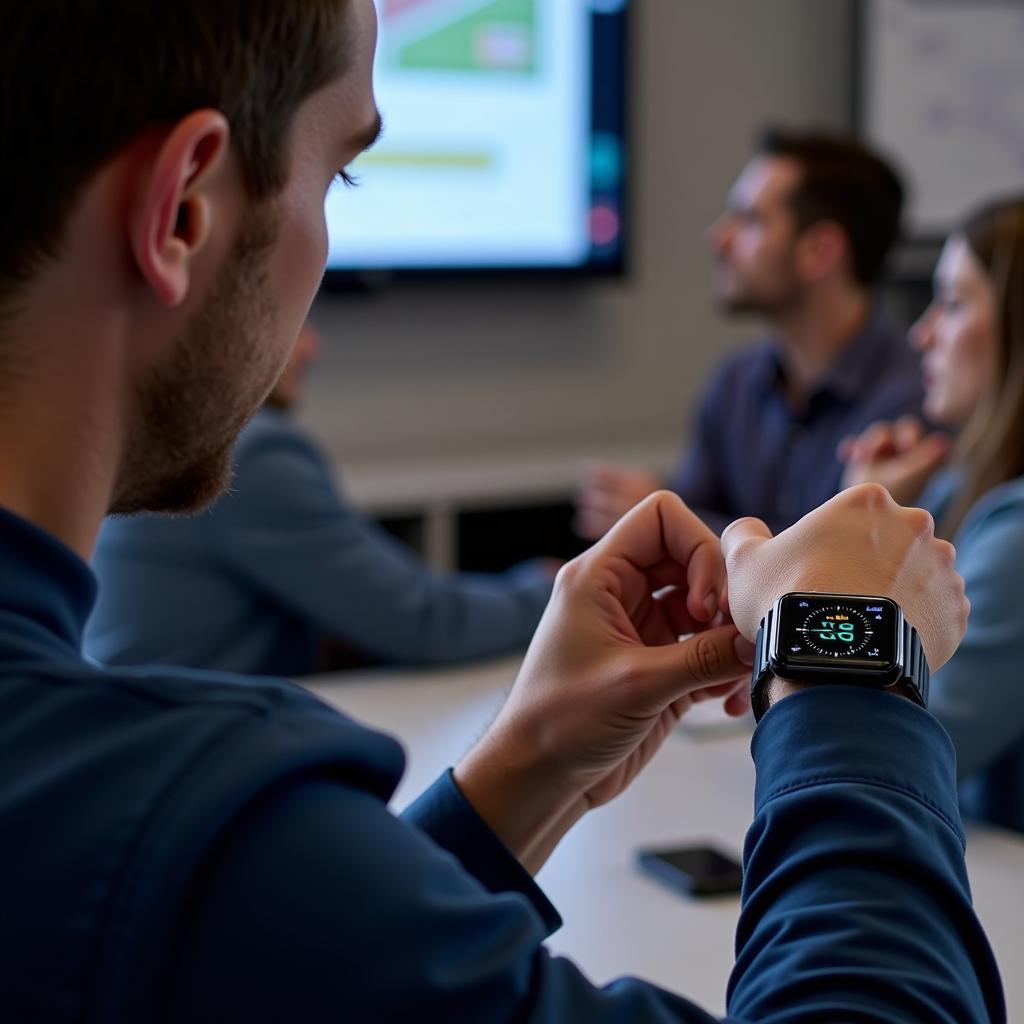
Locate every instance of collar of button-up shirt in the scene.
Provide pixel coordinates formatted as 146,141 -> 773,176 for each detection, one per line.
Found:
758,303 -> 905,420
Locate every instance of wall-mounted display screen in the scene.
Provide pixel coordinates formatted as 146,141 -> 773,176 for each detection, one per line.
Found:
325,0 -> 629,278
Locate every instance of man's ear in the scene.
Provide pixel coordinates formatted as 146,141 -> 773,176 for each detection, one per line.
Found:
130,110 -> 232,308
796,220 -> 848,284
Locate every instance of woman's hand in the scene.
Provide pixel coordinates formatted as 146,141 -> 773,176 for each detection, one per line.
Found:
838,415 -> 950,506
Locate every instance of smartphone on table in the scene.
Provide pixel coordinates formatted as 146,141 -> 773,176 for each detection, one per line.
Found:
636,843 -> 743,897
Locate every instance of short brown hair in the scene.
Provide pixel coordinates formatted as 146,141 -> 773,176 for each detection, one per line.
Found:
0,1 -> 350,305
758,128 -> 905,287
941,197 -> 1024,538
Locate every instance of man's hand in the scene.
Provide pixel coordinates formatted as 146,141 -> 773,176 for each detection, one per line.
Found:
456,491 -> 754,872
573,462 -> 662,540
721,483 -> 969,673
838,416 -> 950,506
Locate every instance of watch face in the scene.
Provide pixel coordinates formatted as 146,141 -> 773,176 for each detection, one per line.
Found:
773,594 -> 900,676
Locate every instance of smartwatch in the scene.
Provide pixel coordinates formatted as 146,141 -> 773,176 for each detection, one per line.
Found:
750,592 -> 929,723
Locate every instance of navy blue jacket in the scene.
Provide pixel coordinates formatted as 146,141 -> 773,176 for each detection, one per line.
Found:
0,506 -> 1004,1022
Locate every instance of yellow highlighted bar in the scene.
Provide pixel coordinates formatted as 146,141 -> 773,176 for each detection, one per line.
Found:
355,150 -> 493,170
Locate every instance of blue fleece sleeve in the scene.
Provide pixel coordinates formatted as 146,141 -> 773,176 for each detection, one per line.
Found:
164,770 -> 722,1023
928,508 -> 1024,780
214,427 -> 552,665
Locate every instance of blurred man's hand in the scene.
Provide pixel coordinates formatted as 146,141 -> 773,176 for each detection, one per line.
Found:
574,462 -> 662,540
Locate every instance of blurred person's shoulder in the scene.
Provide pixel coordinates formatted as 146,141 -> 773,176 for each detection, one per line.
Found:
232,406 -> 328,478
958,474 -> 1024,545
236,405 -> 311,452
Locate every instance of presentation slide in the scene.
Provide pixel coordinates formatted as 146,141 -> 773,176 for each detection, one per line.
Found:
325,0 -> 595,270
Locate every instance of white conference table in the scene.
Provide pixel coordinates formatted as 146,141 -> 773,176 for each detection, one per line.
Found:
306,655 -> 1024,1018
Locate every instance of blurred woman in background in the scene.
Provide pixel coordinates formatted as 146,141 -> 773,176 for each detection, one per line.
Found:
842,196 -> 1024,832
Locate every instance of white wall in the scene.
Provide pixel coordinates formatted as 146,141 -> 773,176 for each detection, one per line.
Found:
304,0 -> 854,466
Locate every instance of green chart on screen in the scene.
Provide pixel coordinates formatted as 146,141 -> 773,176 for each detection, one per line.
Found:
385,0 -> 538,75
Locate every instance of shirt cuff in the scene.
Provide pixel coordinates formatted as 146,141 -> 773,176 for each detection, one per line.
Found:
752,685 -> 965,844
401,768 -> 562,934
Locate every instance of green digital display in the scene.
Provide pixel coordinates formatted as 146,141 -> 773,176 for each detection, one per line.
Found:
776,594 -> 899,671
802,609 -> 867,653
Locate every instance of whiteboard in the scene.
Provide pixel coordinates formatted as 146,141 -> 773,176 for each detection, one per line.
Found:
859,0 -> 1024,237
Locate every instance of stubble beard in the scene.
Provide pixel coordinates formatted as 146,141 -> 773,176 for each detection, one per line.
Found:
714,251 -> 804,319
718,276 -> 803,319
111,204 -> 283,517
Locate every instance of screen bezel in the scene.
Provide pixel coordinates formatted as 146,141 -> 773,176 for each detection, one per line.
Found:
769,592 -> 903,681
322,2 -> 631,290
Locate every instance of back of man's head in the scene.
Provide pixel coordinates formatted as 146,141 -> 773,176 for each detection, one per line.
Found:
756,128 -> 905,288
0,1 -> 350,316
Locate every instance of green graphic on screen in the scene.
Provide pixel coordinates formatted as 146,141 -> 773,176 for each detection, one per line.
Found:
797,606 -> 874,657
812,619 -> 856,643
383,0 -> 538,75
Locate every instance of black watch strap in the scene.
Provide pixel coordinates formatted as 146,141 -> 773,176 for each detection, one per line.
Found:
750,614 -> 773,723
901,617 -> 930,710
750,608 -> 929,724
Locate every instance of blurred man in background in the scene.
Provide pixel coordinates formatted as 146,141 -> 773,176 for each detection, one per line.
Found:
577,128 -> 922,537
86,321 -> 554,676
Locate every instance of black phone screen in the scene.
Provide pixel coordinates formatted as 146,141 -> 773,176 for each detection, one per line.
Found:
637,844 -> 743,896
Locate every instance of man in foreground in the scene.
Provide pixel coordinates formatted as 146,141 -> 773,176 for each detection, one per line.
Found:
0,3 -> 1003,1022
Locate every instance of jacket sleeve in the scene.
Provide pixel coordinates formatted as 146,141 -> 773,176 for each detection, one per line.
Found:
163,767 -> 723,1024
729,686 -> 1004,1023
213,426 -> 552,665
927,504 -> 1024,779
